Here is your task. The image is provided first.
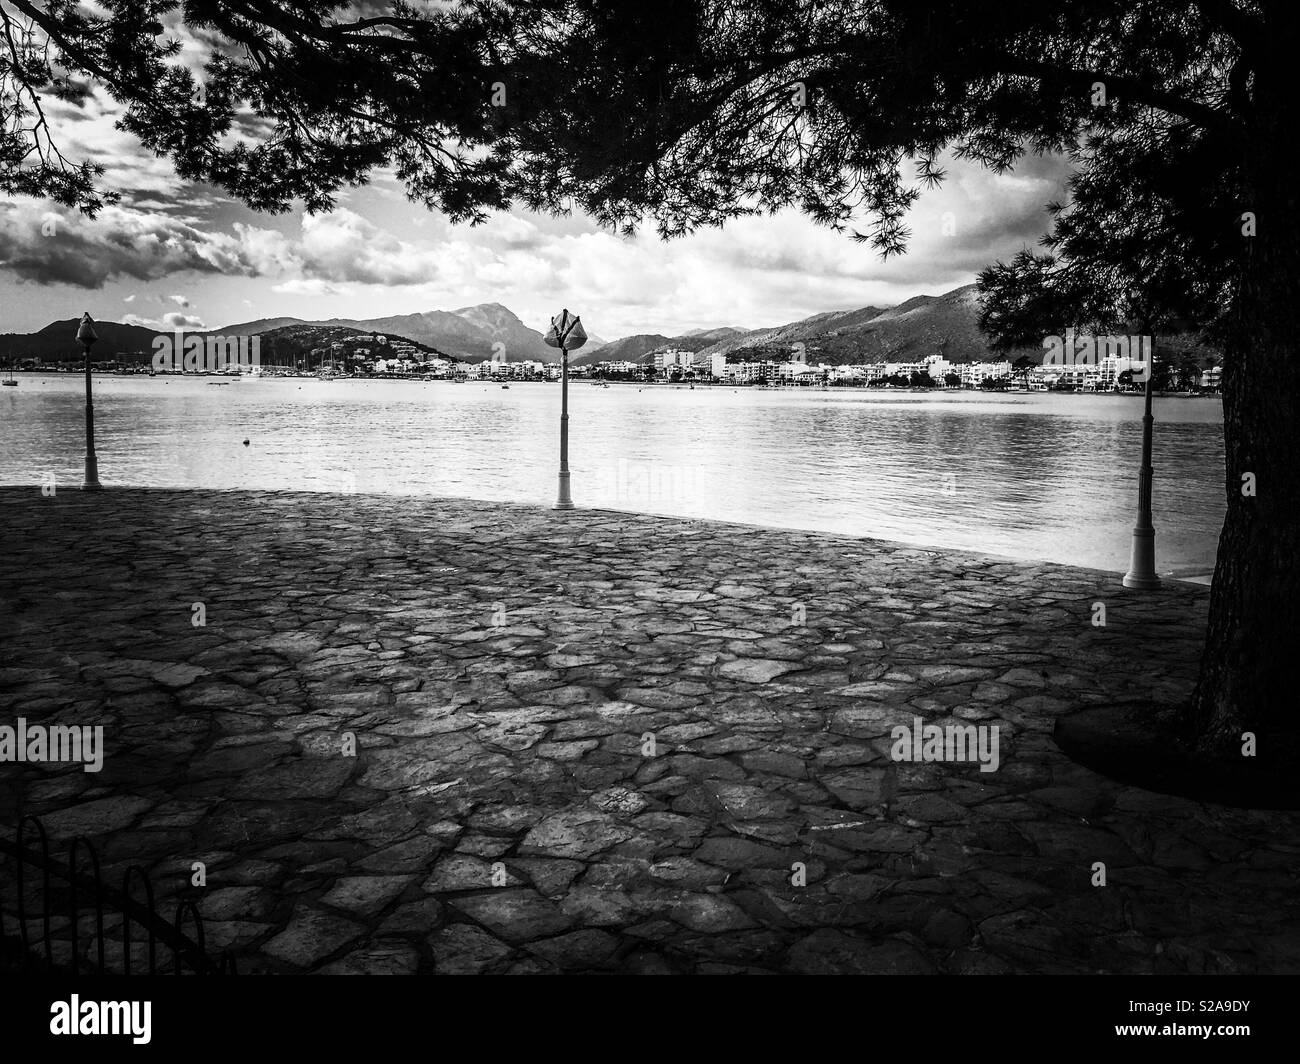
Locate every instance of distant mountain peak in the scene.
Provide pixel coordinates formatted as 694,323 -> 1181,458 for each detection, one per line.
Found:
454,302 -> 532,330
455,301 -> 515,315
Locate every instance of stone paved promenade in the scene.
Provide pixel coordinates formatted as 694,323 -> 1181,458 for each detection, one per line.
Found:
1,487 -> 1297,974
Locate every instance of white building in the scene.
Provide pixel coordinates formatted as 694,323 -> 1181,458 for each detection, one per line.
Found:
655,348 -> 694,370
960,360 -> 1013,387
922,354 -> 957,383
773,361 -> 817,382
832,365 -> 869,383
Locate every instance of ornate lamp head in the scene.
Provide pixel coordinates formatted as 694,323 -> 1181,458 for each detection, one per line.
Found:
76,312 -> 98,345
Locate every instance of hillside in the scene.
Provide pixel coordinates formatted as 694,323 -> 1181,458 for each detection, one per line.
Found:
251,324 -> 456,368
824,286 -> 996,364
323,310 -> 492,358
697,286 -> 1219,367
573,332 -> 721,367
700,305 -> 889,360
683,326 -> 747,341
1,318 -> 162,361
325,303 -> 605,361
696,287 -> 1008,365
577,284 -> 1220,370
571,287 -> 1010,369
2,301 -> 604,364
0,319 -> 456,366
573,288 -> 1006,368
455,303 -> 606,357
215,316 -> 309,335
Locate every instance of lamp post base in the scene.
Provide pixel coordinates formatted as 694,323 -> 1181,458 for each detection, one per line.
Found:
554,475 -> 574,510
83,456 -> 102,492
1122,528 -> 1160,589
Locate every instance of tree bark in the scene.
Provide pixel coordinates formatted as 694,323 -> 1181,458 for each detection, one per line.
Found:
1188,9 -> 1300,760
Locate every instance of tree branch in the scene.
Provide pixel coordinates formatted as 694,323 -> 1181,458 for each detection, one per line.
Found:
996,58 -> 1233,133
1193,0 -> 1266,54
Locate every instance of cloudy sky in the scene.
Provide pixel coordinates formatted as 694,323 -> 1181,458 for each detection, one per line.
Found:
0,76 -> 1072,340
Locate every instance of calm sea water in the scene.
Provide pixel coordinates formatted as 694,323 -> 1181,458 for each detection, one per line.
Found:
0,375 -> 1226,576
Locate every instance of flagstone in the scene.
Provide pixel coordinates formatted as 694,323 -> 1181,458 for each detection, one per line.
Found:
37,796 -> 155,840
519,808 -> 634,859
449,889 -> 574,942
261,907 -> 366,969
2,487 -> 1287,975
199,886 -> 275,921
423,854 -> 522,893
669,894 -> 756,932
717,659 -> 796,683
378,897 -> 444,936
428,924 -> 513,975
525,929 -> 620,969
227,757 -> 356,800
321,875 -> 414,917
315,939 -> 420,975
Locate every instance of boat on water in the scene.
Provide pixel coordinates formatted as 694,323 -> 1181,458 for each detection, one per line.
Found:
3,364 -> 17,387
501,384 -> 510,389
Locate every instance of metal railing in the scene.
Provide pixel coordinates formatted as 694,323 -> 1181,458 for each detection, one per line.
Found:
0,815 -> 236,975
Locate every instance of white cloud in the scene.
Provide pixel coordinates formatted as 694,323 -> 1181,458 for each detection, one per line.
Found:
0,199 -> 287,287
271,278 -> 344,296
298,210 -> 445,285
121,310 -> 206,329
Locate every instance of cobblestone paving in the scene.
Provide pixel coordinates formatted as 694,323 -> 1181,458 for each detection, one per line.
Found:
1,487 -> 1297,974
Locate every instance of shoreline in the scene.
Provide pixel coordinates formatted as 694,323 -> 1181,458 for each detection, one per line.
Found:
0,484 -> 1218,586
2,370 -> 1223,399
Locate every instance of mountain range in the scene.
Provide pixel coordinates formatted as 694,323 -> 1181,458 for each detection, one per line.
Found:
1,317 -> 170,361
0,318 -> 455,366
217,303 -> 607,361
1,284 -> 1215,368
0,303 -> 607,363
572,284 -> 1033,367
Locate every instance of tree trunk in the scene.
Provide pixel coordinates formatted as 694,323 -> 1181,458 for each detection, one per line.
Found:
1188,14 -> 1300,760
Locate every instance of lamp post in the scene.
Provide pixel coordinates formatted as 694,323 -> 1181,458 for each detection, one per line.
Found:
1123,334 -> 1159,588
77,312 -> 102,491
544,308 -> 588,510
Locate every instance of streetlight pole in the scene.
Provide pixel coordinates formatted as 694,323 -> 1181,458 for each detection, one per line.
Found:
77,312 -> 102,492
556,341 -> 574,509
545,308 -> 587,510
1123,334 -> 1159,588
